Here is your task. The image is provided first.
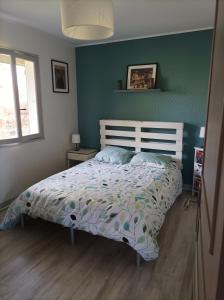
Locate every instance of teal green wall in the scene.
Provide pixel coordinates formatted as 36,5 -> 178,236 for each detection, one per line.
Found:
76,30 -> 213,184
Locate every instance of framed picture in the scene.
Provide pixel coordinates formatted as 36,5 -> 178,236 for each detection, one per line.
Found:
126,63 -> 157,90
51,60 -> 69,93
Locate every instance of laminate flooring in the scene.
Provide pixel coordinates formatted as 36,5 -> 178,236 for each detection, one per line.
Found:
0,192 -> 197,300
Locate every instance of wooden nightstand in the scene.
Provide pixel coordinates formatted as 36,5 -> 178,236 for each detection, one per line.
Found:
67,148 -> 97,168
192,147 -> 204,196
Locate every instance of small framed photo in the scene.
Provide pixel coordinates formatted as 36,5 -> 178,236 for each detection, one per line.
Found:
51,60 -> 69,93
127,63 -> 157,90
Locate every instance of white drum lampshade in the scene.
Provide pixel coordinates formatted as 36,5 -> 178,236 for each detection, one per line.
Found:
60,0 -> 114,40
72,133 -> 80,150
199,127 -> 205,138
72,134 -> 80,144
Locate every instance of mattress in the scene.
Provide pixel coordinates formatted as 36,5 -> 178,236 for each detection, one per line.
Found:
0,159 -> 182,261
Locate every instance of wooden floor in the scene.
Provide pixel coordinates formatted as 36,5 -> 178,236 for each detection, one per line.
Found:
0,192 -> 196,300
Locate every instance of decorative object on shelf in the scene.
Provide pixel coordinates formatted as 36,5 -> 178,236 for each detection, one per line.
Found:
126,63 -> 157,90
117,80 -> 123,90
72,134 -> 80,151
60,0 -> 114,41
51,60 -> 69,93
192,147 -> 204,196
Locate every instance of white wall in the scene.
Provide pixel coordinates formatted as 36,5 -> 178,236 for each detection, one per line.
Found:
0,19 -> 78,204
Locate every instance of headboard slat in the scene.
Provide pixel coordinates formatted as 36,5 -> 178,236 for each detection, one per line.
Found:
100,129 -> 181,141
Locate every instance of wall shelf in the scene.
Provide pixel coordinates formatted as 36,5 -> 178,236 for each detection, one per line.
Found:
114,88 -> 162,93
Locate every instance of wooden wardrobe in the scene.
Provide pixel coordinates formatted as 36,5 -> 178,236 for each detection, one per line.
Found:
194,0 -> 224,299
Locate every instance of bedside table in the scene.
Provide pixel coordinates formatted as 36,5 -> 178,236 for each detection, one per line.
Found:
67,148 -> 97,168
192,147 -> 204,196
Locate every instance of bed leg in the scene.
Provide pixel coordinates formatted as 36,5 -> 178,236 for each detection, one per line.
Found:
70,227 -> 75,246
136,253 -> 141,267
20,214 -> 25,228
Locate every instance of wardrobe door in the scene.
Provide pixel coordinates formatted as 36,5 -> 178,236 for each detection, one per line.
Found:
197,0 -> 224,299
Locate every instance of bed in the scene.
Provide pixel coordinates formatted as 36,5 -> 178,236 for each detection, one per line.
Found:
0,119 -> 184,264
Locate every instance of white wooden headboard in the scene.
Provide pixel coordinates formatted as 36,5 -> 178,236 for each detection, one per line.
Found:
100,119 -> 184,164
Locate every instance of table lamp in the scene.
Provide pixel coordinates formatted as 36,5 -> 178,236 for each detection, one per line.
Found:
199,127 -> 205,139
72,134 -> 80,151
199,127 -> 205,148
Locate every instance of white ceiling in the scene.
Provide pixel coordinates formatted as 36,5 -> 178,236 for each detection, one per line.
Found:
0,0 -> 216,47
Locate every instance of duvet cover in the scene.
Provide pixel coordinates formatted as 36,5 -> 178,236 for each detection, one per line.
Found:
0,159 -> 182,261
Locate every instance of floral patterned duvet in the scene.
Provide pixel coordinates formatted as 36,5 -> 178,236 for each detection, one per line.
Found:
0,159 -> 182,261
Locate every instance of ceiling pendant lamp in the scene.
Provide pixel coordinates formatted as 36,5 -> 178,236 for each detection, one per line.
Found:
60,0 -> 114,41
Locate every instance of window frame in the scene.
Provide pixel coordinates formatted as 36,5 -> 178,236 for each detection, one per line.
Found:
0,48 -> 44,145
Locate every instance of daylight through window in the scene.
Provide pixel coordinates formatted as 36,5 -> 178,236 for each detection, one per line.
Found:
0,49 -> 43,144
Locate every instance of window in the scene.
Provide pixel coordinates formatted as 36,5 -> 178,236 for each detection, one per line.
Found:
0,49 -> 43,144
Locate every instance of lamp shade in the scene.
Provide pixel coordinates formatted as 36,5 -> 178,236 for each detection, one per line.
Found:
72,134 -> 80,143
199,127 -> 205,138
60,0 -> 114,40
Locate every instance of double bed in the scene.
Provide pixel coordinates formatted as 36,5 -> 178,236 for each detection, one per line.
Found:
0,119 -> 184,264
